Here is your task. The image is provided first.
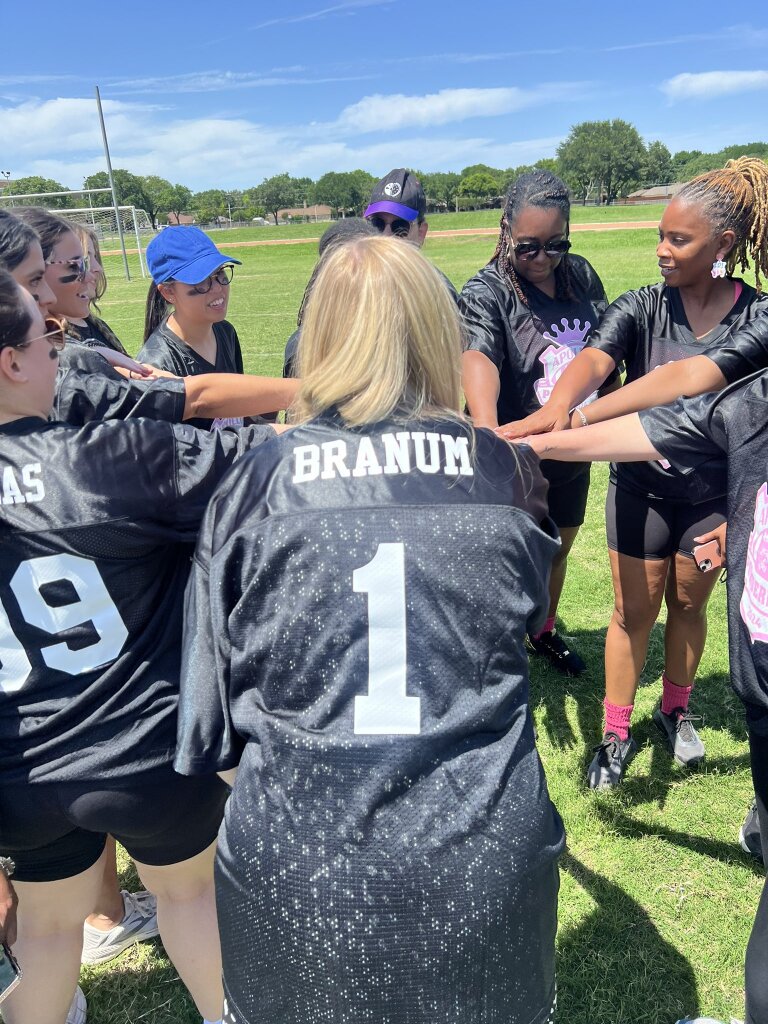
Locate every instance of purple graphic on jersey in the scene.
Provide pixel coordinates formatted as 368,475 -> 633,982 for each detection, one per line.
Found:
741,482 -> 768,644
534,318 -> 592,406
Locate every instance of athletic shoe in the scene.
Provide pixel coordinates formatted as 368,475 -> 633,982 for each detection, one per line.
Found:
587,731 -> 638,790
652,705 -> 705,767
739,799 -> 763,864
526,629 -> 586,676
81,889 -> 159,966
67,986 -> 87,1024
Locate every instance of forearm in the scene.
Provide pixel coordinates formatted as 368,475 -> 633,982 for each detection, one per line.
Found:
524,413 -> 661,462
575,356 -> 728,427
183,375 -> 300,421
544,348 -> 617,418
461,351 -> 500,428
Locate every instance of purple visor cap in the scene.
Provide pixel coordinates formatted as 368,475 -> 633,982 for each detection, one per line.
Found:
364,200 -> 419,221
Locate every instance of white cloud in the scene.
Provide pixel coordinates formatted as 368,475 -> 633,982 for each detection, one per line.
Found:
246,0 -> 392,32
661,70 -> 768,101
336,85 -> 587,133
110,69 -> 375,95
0,96 -> 563,191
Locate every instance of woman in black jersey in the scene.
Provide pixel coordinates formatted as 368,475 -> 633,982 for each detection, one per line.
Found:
503,157 -> 768,790
63,223 -> 129,355
138,227 -> 244,378
176,236 -> 565,1024
460,170 -> 613,675
13,207 -> 153,381
520,380 -> 768,1024
0,269 -> 279,1024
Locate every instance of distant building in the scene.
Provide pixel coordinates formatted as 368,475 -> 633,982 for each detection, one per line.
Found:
166,212 -> 196,226
277,204 -> 332,223
624,183 -> 685,205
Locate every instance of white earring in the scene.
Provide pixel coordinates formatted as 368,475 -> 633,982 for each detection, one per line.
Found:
711,254 -> 727,279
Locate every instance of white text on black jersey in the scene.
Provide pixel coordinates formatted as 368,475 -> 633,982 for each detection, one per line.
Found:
293,432 -> 474,483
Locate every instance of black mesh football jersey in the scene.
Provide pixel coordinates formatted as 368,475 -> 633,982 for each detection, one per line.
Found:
54,367 -> 187,426
641,372 -> 768,724
176,414 -> 565,1024
459,254 -> 609,488
0,414 -> 274,784
587,281 -> 767,501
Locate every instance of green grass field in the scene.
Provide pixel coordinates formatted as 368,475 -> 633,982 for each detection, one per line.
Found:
81,222 -> 758,1024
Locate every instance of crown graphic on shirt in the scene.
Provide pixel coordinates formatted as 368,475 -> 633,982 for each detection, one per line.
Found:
542,317 -> 591,349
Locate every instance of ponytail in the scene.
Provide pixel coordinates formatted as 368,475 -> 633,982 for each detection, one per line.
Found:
143,282 -> 172,342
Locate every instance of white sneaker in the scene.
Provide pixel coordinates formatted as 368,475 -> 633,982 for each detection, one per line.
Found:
81,889 -> 159,965
67,986 -> 87,1024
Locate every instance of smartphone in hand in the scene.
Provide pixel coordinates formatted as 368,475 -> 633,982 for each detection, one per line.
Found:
692,539 -> 723,573
0,943 -> 22,1004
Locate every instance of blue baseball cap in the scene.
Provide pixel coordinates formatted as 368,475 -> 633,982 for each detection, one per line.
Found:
146,226 -> 241,284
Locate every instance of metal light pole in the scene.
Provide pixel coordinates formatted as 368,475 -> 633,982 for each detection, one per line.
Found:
95,85 -> 130,281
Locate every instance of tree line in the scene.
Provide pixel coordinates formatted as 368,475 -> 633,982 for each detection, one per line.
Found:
3,120 -> 767,226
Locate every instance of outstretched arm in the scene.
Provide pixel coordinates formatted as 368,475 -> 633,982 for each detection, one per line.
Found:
570,355 -> 728,428
497,347 -> 617,439
462,351 -> 501,429
183,375 -> 300,421
520,412 -> 661,463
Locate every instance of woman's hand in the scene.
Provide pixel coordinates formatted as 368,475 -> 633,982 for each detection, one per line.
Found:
90,347 -> 153,377
0,870 -> 18,947
115,364 -> 180,381
694,522 -> 728,561
496,404 -> 572,440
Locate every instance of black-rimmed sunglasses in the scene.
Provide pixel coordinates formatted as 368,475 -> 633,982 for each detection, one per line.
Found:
369,215 -> 412,238
189,266 -> 235,295
511,239 -> 571,260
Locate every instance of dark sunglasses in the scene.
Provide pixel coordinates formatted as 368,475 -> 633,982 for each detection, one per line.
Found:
511,239 -> 571,260
45,256 -> 89,283
369,215 -> 412,238
189,266 -> 235,295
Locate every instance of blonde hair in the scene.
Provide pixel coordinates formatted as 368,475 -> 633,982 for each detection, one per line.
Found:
678,155 -> 768,291
294,236 -> 463,426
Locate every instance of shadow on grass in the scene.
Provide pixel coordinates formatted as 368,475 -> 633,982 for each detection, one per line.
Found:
558,852 -> 699,1024
589,801 -> 763,873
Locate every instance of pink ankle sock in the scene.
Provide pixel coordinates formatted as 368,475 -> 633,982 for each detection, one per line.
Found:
604,699 -> 633,741
661,672 -> 692,716
532,615 -> 556,641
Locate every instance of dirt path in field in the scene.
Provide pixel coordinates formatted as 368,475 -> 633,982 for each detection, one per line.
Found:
102,220 -> 657,257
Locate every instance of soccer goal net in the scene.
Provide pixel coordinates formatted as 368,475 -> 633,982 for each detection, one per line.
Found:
0,188 -> 150,279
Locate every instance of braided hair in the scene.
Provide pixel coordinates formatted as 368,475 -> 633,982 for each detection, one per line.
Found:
491,169 -> 574,306
677,156 -> 768,291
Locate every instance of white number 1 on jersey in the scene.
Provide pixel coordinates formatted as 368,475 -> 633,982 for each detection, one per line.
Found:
353,543 -> 421,735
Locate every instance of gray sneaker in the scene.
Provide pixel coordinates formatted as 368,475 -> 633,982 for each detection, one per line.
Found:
81,889 -> 159,965
587,731 -> 638,790
739,799 -> 763,864
67,986 -> 87,1024
653,705 -> 705,767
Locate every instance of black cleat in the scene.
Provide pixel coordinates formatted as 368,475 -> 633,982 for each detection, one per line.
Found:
527,629 -> 586,675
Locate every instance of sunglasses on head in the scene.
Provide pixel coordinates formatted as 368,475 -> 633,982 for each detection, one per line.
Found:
189,265 -> 235,294
511,239 -> 571,260
369,215 -> 412,238
46,256 -> 90,283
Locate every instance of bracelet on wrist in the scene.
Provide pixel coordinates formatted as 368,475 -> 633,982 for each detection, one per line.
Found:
0,856 -> 15,879
570,407 -> 589,428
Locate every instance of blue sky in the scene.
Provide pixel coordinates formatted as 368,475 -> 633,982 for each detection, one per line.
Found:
2,0 -> 767,191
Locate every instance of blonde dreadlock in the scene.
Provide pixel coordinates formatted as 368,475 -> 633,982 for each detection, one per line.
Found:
678,156 -> 768,292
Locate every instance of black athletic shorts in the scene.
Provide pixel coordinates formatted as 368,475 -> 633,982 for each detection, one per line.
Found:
544,466 -> 591,530
0,766 -> 229,883
605,481 -> 726,561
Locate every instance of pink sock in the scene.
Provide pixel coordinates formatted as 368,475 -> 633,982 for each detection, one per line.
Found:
604,699 -> 633,741
532,615 -> 556,641
661,672 -> 692,716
